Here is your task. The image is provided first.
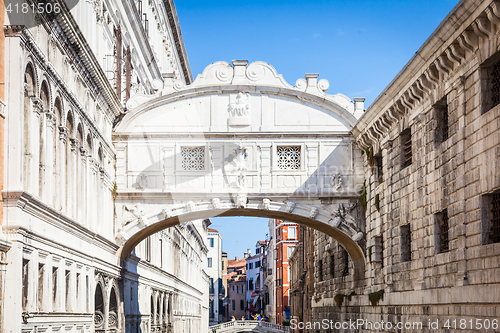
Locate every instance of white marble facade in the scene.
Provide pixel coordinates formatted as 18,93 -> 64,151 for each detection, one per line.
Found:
2,0 -> 206,331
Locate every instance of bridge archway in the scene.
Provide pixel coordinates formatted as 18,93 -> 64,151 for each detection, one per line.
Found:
117,200 -> 365,276
113,60 -> 367,276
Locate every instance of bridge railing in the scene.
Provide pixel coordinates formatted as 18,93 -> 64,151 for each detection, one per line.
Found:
209,320 -> 290,333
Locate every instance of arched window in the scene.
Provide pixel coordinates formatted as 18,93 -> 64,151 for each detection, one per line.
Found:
94,283 -> 104,329
108,287 -> 118,329
40,81 -> 50,110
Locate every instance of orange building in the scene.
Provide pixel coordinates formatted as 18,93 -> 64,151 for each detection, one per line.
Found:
275,219 -> 298,325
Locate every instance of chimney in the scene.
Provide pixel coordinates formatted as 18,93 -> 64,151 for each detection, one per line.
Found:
235,256 -> 239,261
247,248 -> 251,256
244,252 -> 248,258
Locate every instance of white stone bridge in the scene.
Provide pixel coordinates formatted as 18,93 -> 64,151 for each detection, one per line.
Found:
113,60 -> 367,275
209,320 -> 290,333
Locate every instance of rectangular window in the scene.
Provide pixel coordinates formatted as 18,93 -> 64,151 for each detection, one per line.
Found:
400,224 -> 412,262
38,263 -> 45,310
277,146 -> 301,170
145,236 -> 151,262
255,260 -> 261,268
22,259 -> 29,310
401,128 -> 412,169
248,279 -> 254,291
208,238 -> 214,247
232,300 -> 235,311
208,258 -> 212,268
374,235 -> 383,265
288,226 -> 297,239
317,259 -> 323,281
436,209 -> 450,253
181,146 -> 205,170
240,300 -> 245,311
482,58 -> 500,114
341,248 -> 349,276
482,192 -> 500,244
287,246 -> 295,259
232,285 -> 235,292
374,153 -> 383,183
330,254 -> 335,278
65,270 -> 71,311
434,96 -> 449,144
52,267 -> 58,310
249,263 -> 253,269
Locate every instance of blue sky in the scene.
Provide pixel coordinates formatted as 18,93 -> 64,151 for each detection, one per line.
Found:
174,0 -> 459,258
176,0 -> 459,107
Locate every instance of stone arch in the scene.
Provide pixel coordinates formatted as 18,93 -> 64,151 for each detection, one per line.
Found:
24,61 -> 37,97
39,80 -> 51,111
94,282 -> 105,330
65,109 -> 75,136
86,134 -> 93,157
54,97 -> 63,125
117,201 -> 365,279
108,286 -> 119,329
76,122 -> 84,145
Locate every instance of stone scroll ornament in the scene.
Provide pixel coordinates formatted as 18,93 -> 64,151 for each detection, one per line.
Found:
331,203 -> 364,241
228,92 -> 251,126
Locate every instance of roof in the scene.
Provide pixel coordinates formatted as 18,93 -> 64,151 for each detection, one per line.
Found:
227,257 -> 247,268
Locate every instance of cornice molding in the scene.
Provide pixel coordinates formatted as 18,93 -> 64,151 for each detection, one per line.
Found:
354,0 -> 496,149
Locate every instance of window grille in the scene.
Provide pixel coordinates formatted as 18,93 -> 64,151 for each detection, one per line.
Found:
341,248 -> 349,276
491,61 -> 500,110
438,209 -> 449,252
277,146 -> 301,170
181,147 -> 205,170
401,224 -> 412,262
441,106 -> 449,142
329,254 -> 335,278
401,129 -> 412,168
490,193 -> 500,243
317,259 -> 323,281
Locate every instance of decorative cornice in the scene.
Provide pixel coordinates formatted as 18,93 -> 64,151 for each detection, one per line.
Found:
4,25 -> 25,37
353,0 -> 500,149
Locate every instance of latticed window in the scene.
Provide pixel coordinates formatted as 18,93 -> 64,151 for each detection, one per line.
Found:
401,128 -> 412,169
181,147 -> 205,170
277,146 -> 301,170
491,61 -> 500,110
490,193 -> 500,243
437,209 -> 449,253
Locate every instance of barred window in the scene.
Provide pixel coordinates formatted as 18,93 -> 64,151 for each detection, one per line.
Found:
434,96 -> 449,144
490,193 -> 500,243
277,146 -> 301,170
181,146 -> 205,170
317,259 -> 323,281
400,224 -> 412,262
491,61 -> 500,110
436,209 -> 449,253
341,248 -> 349,276
401,128 -> 412,169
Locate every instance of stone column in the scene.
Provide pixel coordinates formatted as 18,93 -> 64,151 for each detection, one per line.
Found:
70,138 -> 80,219
30,97 -> 43,197
39,108 -> 48,201
79,147 -> 88,226
44,112 -> 56,206
57,126 -> 69,212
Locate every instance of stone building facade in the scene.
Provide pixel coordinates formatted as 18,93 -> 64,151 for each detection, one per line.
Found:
301,0 -> 500,331
2,0 -> 208,332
